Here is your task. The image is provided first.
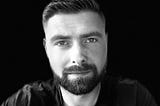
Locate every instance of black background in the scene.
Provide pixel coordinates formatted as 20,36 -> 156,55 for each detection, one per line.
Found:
1,0 -> 159,104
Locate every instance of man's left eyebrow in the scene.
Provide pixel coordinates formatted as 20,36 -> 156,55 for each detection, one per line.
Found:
80,32 -> 103,38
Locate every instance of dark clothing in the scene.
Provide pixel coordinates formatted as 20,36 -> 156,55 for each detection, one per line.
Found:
1,76 -> 157,106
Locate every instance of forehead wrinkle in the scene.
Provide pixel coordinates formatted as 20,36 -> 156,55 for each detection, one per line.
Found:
45,11 -> 105,41
46,16 -> 79,40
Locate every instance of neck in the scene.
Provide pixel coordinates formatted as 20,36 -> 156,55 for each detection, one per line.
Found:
60,83 -> 101,106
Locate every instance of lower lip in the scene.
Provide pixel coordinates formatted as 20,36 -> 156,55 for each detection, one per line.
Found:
66,70 -> 91,74
67,71 -> 93,79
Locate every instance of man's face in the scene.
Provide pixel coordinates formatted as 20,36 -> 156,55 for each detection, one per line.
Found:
44,11 -> 107,95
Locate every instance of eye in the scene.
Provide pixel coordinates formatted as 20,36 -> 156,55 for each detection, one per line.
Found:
85,38 -> 98,43
55,40 -> 70,47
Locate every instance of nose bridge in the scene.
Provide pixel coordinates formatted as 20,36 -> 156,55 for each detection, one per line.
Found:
70,40 -> 86,64
72,40 -> 82,58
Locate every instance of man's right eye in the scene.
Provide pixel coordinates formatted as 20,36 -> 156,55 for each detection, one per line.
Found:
55,41 -> 70,47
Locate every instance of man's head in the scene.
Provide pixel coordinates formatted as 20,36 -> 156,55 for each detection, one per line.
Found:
42,0 -> 108,95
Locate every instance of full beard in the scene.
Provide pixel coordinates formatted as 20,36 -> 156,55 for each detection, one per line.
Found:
53,63 -> 106,95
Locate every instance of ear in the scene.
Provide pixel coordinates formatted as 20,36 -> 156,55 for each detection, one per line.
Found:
105,32 -> 108,40
43,38 -> 46,51
105,33 -> 108,45
104,33 -> 108,53
43,38 -> 49,59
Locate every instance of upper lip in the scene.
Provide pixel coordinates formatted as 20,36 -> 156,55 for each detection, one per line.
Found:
64,70 -> 90,74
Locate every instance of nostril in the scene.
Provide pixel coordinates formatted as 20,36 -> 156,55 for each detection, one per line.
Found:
81,59 -> 86,63
72,59 -> 86,65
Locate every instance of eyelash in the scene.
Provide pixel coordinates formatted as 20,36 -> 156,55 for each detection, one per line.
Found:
54,38 -> 98,47
84,38 -> 98,43
55,41 -> 70,46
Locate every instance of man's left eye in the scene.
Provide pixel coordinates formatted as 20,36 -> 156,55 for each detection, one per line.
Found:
85,38 -> 98,43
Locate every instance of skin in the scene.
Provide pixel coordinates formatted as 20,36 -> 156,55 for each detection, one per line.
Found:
43,11 -> 108,106
44,11 -> 108,79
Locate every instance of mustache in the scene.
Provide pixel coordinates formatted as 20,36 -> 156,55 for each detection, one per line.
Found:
63,63 -> 97,73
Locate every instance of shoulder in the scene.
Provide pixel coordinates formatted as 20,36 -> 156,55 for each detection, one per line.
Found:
1,79 -> 57,106
108,76 -> 157,106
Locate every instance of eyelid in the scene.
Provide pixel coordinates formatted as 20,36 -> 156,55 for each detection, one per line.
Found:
84,37 -> 98,43
54,40 -> 71,47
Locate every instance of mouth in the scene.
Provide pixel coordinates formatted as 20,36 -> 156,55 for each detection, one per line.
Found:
64,70 -> 91,74
67,70 -> 93,80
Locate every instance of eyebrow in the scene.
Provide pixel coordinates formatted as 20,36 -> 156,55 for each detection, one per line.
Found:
80,32 -> 103,39
50,31 -> 103,43
50,35 -> 71,43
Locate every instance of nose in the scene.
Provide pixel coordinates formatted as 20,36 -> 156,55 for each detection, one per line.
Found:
70,41 -> 87,65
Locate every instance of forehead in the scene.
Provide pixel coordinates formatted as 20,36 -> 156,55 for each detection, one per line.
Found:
44,11 -> 105,39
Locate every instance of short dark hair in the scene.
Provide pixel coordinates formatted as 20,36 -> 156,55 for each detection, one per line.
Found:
42,0 -> 106,27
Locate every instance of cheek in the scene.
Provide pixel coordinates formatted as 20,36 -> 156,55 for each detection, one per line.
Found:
47,48 -> 66,78
89,44 -> 107,73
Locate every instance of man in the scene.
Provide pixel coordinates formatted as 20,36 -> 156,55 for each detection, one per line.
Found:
1,0 -> 157,106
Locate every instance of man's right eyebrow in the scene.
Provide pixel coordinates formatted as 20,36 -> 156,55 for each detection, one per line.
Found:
50,35 -> 71,42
